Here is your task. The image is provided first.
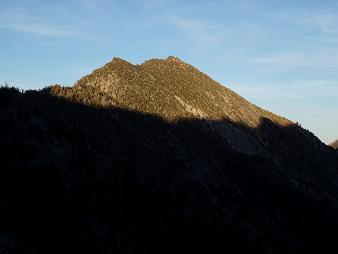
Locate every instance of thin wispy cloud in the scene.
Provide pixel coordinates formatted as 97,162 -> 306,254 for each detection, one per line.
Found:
170,16 -> 210,31
252,52 -> 338,69
169,16 -> 224,50
140,0 -> 173,12
231,80 -> 338,100
79,0 -> 110,9
302,13 -> 338,34
1,22 -> 79,37
168,15 -> 260,55
274,9 -> 338,33
0,7 -> 82,37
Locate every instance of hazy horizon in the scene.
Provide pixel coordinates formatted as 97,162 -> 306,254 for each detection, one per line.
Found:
1,0 -> 337,143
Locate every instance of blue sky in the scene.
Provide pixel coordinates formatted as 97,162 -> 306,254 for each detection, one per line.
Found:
1,0 -> 337,143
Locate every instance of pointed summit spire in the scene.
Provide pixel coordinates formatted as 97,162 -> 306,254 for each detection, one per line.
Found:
108,57 -> 134,66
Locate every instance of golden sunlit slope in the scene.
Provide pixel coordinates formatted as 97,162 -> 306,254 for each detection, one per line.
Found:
50,56 -> 293,154
51,56 -> 291,126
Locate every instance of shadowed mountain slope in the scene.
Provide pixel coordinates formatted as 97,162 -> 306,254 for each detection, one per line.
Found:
0,57 -> 338,253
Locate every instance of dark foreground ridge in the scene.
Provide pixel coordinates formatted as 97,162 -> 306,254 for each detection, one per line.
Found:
1,87 -> 338,254
1,57 -> 338,253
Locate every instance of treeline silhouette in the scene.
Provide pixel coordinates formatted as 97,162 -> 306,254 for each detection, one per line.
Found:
0,87 -> 338,254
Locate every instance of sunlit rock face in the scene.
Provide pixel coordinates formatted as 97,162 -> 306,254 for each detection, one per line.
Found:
66,56 -> 292,125
329,139 -> 338,149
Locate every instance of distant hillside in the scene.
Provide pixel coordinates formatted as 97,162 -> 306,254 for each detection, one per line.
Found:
0,56 -> 338,254
329,139 -> 338,149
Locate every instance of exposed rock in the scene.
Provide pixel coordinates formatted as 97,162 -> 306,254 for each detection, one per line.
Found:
329,139 -> 338,149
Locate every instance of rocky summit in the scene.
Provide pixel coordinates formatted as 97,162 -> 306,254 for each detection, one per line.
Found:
0,56 -> 338,254
52,56 -> 292,154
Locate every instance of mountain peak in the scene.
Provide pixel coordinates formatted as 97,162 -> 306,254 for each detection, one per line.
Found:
51,56 -> 294,154
165,55 -> 184,63
108,57 -> 134,66
59,56 -> 292,127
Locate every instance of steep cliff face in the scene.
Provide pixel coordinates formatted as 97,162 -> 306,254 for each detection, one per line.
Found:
0,57 -> 337,254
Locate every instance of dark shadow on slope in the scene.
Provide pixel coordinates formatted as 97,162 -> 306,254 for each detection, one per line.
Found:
0,87 -> 338,254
